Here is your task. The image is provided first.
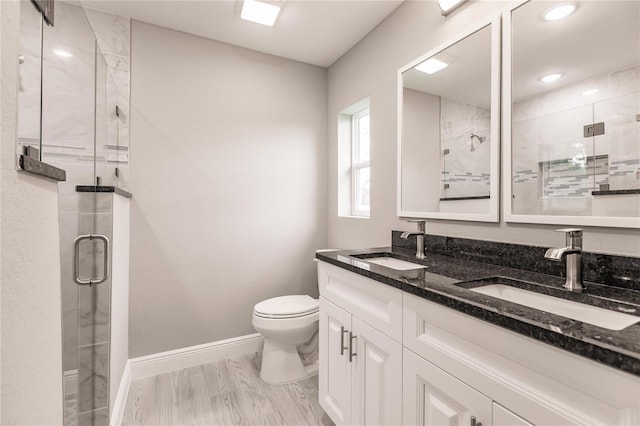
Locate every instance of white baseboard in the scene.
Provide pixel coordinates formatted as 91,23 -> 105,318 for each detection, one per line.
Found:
128,333 -> 264,381
109,333 -> 263,426
110,362 -> 131,426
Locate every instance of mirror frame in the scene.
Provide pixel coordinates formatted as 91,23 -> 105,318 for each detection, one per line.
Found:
502,1 -> 640,228
397,15 -> 501,223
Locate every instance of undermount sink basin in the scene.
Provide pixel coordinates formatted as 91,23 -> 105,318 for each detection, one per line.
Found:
469,283 -> 640,331
364,257 -> 426,270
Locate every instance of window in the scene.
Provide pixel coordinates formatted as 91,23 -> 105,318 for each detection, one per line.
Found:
338,98 -> 371,218
351,109 -> 370,216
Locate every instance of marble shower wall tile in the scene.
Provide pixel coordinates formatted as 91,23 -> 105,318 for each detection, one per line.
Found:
78,343 -> 109,414
610,65 -> 640,99
79,189 -> 113,214
77,211 -> 112,348
83,7 -> 130,58
18,3 -> 42,143
78,279 -> 110,347
513,96 -> 539,122
42,91 -> 94,147
512,64 -> 639,196
440,97 -> 491,197
78,407 -> 108,426
104,54 -> 129,96
18,8 -> 42,141
441,98 -> 476,139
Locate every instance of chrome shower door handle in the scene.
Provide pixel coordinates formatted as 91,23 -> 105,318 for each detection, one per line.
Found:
73,234 -> 110,286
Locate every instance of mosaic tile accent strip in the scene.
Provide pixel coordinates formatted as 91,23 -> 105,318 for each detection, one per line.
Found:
541,155 -> 609,198
513,169 -> 538,183
441,171 -> 490,185
610,158 -> 640,177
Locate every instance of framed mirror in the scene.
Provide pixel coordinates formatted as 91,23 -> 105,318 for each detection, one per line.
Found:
397,16 -> 501,222
504,0 -> 640,228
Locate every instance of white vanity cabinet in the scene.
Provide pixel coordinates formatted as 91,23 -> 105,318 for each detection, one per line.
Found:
317,261 -> 640,426
403,292 -> 640,426
492,403 -> 533,426
403,348 -> 491,425
318,261 -> 403,426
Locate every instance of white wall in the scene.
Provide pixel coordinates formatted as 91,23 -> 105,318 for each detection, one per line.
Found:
401,88 -> 440,212
327,0 -> 640,256
110,195 -> 130,414
129,22 -> 328,357
0,1 -> 63,424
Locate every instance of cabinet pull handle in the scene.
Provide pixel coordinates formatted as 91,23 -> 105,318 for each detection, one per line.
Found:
340,326 -> 349,356
348,332 -> 357,362
470,415 -> 482,426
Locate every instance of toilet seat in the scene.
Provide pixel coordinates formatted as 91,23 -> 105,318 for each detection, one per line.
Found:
254,295 -> 319,319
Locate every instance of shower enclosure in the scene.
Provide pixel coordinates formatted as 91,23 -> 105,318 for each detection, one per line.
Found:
18,2 -> 131,425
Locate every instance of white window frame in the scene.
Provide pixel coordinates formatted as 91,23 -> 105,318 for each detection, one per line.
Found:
351,108 -> 370,217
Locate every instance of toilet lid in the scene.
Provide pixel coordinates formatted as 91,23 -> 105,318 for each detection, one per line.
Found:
254,295 -> 319,318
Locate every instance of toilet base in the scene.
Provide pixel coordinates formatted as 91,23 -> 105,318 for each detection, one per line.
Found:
259,339 -> 319,385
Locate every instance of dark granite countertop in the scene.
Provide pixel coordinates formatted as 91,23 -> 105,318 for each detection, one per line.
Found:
316,247 -> 640,377
76,185 -> 132,198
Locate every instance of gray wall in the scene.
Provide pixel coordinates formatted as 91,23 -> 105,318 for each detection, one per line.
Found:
327,0 -> 640,256
1,1 -> 63,424
129,21 -> 328,357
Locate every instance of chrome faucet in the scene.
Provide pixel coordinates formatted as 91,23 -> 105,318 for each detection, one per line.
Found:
544,228 -> 585,292
401,220 -> 426,260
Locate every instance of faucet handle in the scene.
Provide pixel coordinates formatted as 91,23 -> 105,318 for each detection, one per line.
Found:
555,228 -> 582,236
555,228 -> 582,249
407,219 -> 426,232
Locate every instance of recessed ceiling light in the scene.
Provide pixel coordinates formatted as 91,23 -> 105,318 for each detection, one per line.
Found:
53,48 -> 73,58
415,58 -> 449,75
241,0 -> 282,27
437,0 -> 467,16
544,3 -> 577,21
539,73 -> 563,83
582,88 -> 599,96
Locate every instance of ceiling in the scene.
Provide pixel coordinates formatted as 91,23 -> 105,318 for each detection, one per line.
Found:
80,0 -> 404,68
403,24 -> 492,108
512,0 -> 639,102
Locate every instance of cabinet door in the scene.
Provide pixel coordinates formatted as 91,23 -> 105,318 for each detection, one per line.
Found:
351,317 -> 402,426
493,403 -> 534,426
319,297 -> 352,426
403,349 -> 492,426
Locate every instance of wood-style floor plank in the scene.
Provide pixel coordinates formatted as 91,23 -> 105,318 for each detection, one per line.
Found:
122,353 -> 334,426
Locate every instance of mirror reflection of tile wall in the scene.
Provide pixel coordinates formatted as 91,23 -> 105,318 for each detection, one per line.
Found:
512,65 -> 639,216
510,0 -> 639,220
440,97 -> 491,199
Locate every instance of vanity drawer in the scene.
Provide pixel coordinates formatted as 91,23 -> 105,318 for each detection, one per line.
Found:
317,261 -> 403,341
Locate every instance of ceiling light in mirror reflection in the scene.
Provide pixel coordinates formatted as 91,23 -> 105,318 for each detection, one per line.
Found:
53,48 -> 73,58
240,0 -> 281,26
544,3 -> 577,21
582,88 -> 599,96
540,72 -> 563,83
415,58 -> 449,75
438,0 -> 466,15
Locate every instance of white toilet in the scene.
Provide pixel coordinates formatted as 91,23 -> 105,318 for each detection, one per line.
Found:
252,294 -> 319,384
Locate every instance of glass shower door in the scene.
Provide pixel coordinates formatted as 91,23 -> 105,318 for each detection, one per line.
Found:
40,3 -> 113,425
